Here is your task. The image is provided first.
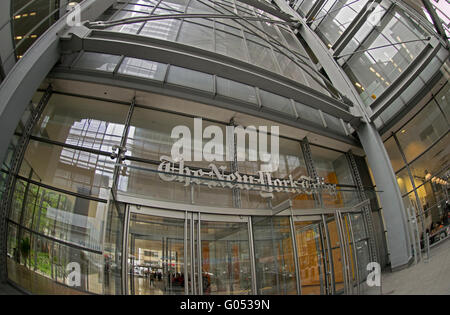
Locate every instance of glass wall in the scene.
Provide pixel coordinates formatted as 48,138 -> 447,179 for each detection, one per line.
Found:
383,82 -> 449,248
3,86 -> 369,294
11,0 -> 67,59
102,0 -> 330,95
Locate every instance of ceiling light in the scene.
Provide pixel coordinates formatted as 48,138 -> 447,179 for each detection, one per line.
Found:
369,67 -> 375,72
355,82 -> 362,88
425,172 -> 432,181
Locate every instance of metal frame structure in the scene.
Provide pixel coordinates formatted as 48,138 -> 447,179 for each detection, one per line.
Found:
119,190 -> 370,295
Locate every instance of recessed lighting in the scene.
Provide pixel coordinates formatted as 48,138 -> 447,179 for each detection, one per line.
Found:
401,129 -> 406,134
30,12 -> 36,16
369,67 -> 375,72
355,82 -> 362,88
14,15 -> 21,19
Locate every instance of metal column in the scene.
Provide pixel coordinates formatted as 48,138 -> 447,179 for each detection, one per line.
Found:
346,151 -> 379,263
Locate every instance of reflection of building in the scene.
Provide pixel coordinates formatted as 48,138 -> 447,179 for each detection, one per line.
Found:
0,0 -> 448,295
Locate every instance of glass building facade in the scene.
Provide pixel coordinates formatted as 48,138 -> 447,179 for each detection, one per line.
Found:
0,0 -> 448,295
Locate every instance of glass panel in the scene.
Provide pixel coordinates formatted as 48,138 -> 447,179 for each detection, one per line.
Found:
253,216 -> 296,294
139,19 -> 181,41
246,40 -> 277,72
103,200 -> 124,295
8,232 -> 103,294
166,65 -> 214,92
310,145 -> 358,207
27,184 -> 107,252
396,100 -> 448,162
178,21 -> 213,51
295,220 -> 325,295
106,10 -> 145,34
118,160 -> 193,204
384,136 -> 405,172
316,0 -> 369,46
259,90 -> 295,117
32,94 -> 128,152
216,77 -> 258,104
215,30 -> 246,60
118,58 -> 167,80
23,140 -> 115,199
325,215 -> 344,293
200,220 -> 251,295
396,167 -> 413,195
408,133 -> 450,188
435,83 -> 449,123
128,213 -> 186,295
74,53 -> 121,72
343,6 -> 428,105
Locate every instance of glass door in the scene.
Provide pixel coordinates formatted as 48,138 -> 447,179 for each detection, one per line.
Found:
126,208 -> 187,295
124,206 -> 253,295
194,213 -> 252,295
293,216 -> 326,295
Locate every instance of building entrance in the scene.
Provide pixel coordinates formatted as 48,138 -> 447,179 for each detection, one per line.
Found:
123,200 -> 371,295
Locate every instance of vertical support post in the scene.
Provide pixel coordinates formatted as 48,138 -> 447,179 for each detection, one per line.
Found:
122,204 -> 130,295
321,214 -> 335,295
190,212 -> 195,294
347,213 -> 361,294
345,150 -> 379,264
289,214 -> 302,295
197,212 -> 203,294
184,211 -> 188,295
247,216 -> 257,295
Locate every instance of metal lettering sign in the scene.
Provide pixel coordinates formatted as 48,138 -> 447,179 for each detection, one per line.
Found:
157,156 -> 337,198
